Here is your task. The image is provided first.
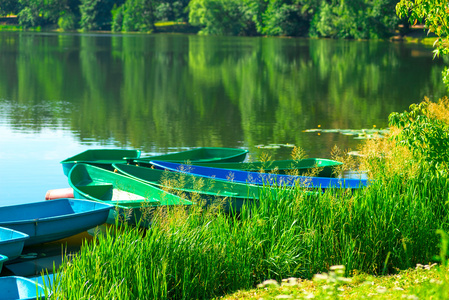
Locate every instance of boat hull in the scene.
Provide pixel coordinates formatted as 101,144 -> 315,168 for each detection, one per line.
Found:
68,164 -> 193,226
61,148 -> 248,177
190,158 -> 342,177
113,163 -> 264,213
0,254 -> 7,272
0,227 -> 29,261
113,163 -> 319,213
0,276 -> 46,300
136,147 -> 248,164
150,161 -> 369,189
61,149 -> 141,176
0,199 -> 111,246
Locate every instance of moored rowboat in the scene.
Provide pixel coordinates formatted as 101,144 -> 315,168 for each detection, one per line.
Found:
189,158 -> 342,177
62,147 -> 248,176
113,163 -> 315,213
61,149 -> 141,176
0,254 -> 7,272
132,147 -> 248,165
150,161 -> 369,189
0,227 -> 29,261
0,276 -> 46,299
0,199 -> 112,246
68,163 -> 193,226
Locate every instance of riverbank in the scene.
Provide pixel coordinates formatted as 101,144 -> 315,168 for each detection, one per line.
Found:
0,16 -> 437,45
0,16 -> 200,34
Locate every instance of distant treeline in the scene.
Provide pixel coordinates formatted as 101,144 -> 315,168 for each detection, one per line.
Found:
0,0 -> 402,38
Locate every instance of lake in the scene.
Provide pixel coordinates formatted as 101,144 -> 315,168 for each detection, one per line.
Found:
0,31 -> 446,207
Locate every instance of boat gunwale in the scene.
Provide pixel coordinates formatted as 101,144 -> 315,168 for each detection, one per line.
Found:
0,199 -> 113,225
113,163 -> 246,199
0,227 -> 30,243
149,160 -> 369,189
68,163 -> 194,207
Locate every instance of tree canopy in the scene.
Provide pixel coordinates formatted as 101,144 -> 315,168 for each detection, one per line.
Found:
396,0 -> 449,87
2,0 -> 400,38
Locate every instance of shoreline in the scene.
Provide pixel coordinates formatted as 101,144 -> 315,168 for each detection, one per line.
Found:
0,17 -> 438,45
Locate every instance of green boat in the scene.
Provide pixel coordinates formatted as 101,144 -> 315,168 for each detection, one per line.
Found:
61,149 -> 141,176
113,163 -> 316,213
62,147 -> 248,176
68,163 -> 193,226
133,147 -> 248,165
188,158 -> 343,177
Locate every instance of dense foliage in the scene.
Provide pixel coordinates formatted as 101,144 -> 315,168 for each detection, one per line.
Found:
397,0 -> 449,88
1,0 -> 400,37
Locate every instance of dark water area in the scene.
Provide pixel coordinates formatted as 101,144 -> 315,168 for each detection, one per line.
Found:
0,31 -> 446,277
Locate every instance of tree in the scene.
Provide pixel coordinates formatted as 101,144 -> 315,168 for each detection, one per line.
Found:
396,0 -> 449,87
155,0 -> 190,22
0,0 -> 20,16
18,0 -> 78,28
189,0 -> 252,35
261,0 -> 316,36
310,0 -> 398,39
122,0 -> 158,32
80,0 -> 123,31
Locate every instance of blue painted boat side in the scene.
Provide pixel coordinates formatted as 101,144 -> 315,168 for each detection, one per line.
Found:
150,161 -> 369,189
0,199 -> 112,246
0,276 -> 46,300
0,227 -> 29,261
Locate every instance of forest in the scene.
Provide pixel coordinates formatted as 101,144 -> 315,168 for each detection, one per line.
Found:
0,0 -> 403,39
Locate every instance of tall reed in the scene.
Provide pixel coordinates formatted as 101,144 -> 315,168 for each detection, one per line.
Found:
45,170 -> 449,299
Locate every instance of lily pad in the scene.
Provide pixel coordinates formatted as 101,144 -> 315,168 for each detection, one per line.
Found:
303,129 -> 322,133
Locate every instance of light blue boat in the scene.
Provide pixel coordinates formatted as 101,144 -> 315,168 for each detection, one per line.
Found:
0,253 -> 8,273
150,161 -> 369,189
0,227 -> 29,261
0,276 -> 46,299
0,199 -> 112,246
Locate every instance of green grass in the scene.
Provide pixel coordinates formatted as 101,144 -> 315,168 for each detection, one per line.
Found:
0,24 -> 42,32
222,263 -> 449,299
43,171 -> 449,299
42,99 -> 449,299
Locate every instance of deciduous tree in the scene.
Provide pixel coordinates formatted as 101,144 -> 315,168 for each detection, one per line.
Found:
396,0 -> 449,87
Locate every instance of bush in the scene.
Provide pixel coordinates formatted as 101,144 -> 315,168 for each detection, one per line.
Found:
58,12 -> 76,31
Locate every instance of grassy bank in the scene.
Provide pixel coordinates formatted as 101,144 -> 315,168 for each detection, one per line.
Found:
224,262 -> 449,299
43,98 -> 449,299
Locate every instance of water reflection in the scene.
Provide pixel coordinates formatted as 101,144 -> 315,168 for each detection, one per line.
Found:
0,32 -> 445,159
1,231 -> 93,279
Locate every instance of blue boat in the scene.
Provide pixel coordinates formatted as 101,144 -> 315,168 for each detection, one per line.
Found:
0,199 -> 112,246
150,161 -> 369,189
0,254 -> 7,272
0,276 -> 46,299
0,227 -> 29,261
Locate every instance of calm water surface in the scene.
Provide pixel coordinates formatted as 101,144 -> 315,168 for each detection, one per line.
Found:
0,32 -> 446,206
